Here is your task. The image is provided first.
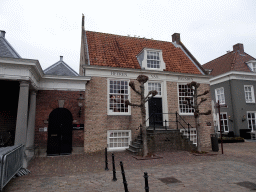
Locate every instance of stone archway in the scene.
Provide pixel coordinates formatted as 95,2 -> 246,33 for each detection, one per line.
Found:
47,108 -> 73,156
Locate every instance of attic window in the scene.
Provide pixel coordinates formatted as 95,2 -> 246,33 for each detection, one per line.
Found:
247,61 -> 256,72
147,51 -> 160,69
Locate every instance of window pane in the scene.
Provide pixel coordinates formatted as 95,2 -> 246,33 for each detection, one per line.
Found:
109,80 -> 129,113
179,85 -> 194,114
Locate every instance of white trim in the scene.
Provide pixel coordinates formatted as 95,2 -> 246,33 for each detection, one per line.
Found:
210,71 -> 256,85
0,57 -> 91,91
107,78 -> 131,116
83,65 -> 210,84
244,85 -> 255,103
107,130 -> 131,151
145,80 -> 169,127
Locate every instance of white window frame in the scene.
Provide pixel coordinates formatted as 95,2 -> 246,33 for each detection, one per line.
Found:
215,87 -> 225,104
108,79 -> 131,115
178,84 -> 194,115
180,128 -> 197,146
140,48 -> 166,71
218,112 -> 229,132
244,85 -> 255,103
147,51 -> 160,69
247,111 -> 256,132
148,81 -> 162,97
107,130 -> 131,151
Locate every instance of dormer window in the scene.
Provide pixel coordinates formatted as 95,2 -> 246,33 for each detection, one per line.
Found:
246,60 -> 256,72
147,51 -> 160,69
137,48 -> 166,71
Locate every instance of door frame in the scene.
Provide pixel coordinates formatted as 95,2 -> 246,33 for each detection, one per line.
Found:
145,80 -> 168,127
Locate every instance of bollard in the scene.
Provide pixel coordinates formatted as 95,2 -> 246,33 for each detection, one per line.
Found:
105,148 -> 109,171
120,161 -> 129,192
112,154 -> 117,181
144,172 -> 149,192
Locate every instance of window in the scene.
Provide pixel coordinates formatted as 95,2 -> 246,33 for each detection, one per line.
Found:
178,84 -> 194,114
244,85 -> 255,103
247,112 -> 256,131
147,51 -> 160,69
148,82 -> 161,96
215,87 -> 225,104
180,128 -> 197,145
109,80 -> 129,114
219,113 -> 228,132
107,130 -> 131,150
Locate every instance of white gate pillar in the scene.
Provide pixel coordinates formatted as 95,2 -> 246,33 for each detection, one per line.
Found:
15,81 -> 30,146
25,90 -> 37,160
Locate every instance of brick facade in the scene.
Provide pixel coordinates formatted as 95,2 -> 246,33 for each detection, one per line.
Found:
84,77 -> 141,152
35,90 -> 85,149
84,77 -> 213,152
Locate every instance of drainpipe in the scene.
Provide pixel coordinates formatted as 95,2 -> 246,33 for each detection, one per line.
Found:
228,75 -> 235,135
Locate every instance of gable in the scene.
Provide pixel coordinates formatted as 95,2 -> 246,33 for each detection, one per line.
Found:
203,44 -> 255,76
44,58 -> 79,76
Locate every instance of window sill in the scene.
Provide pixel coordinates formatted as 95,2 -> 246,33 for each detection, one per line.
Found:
107,147 -> 129,152
246,101 -> 255,104
179,113 -> 194,116
108,113 -> 131,116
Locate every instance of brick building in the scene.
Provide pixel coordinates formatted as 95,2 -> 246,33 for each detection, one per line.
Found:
0,30 -> 90,167
79,16 -> 214,153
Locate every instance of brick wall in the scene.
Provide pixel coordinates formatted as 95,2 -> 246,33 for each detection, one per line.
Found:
166,82 -> 214,147
35,90 -> 85,149
84,77 -> 141,152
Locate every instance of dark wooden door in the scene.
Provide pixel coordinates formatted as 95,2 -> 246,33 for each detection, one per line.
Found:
148,98 -> 163,126
47,108 -> 73,156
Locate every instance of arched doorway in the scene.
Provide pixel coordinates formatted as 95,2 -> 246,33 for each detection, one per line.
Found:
47,108 -> 73,156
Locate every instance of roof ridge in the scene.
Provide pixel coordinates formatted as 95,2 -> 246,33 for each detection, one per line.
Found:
86,30 -> 172,43
203,51 -> 234,66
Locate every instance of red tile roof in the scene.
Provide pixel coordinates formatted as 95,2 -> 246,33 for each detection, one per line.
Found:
85,31 -> 202,75
203,46 -> 255,76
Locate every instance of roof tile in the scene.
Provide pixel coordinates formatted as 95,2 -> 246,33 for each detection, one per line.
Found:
85,31 -> 202,74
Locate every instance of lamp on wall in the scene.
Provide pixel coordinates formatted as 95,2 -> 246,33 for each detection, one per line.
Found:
228,116 -> 233,122
77,94 -> 85,117
242,115 -> 246,122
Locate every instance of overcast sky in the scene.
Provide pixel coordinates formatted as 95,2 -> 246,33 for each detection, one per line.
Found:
1,0 -> 256,73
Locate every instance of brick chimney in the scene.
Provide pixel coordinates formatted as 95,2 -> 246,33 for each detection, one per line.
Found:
172,33 -> 180,44
0,30 -> 6,38
233,43 -> 244,53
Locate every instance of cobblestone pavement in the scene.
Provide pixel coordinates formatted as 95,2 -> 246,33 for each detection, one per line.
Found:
4,141 -> 256,192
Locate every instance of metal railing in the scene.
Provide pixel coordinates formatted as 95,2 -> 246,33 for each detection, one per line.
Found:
0,144 -> 24,191
146,111 -> 195,142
